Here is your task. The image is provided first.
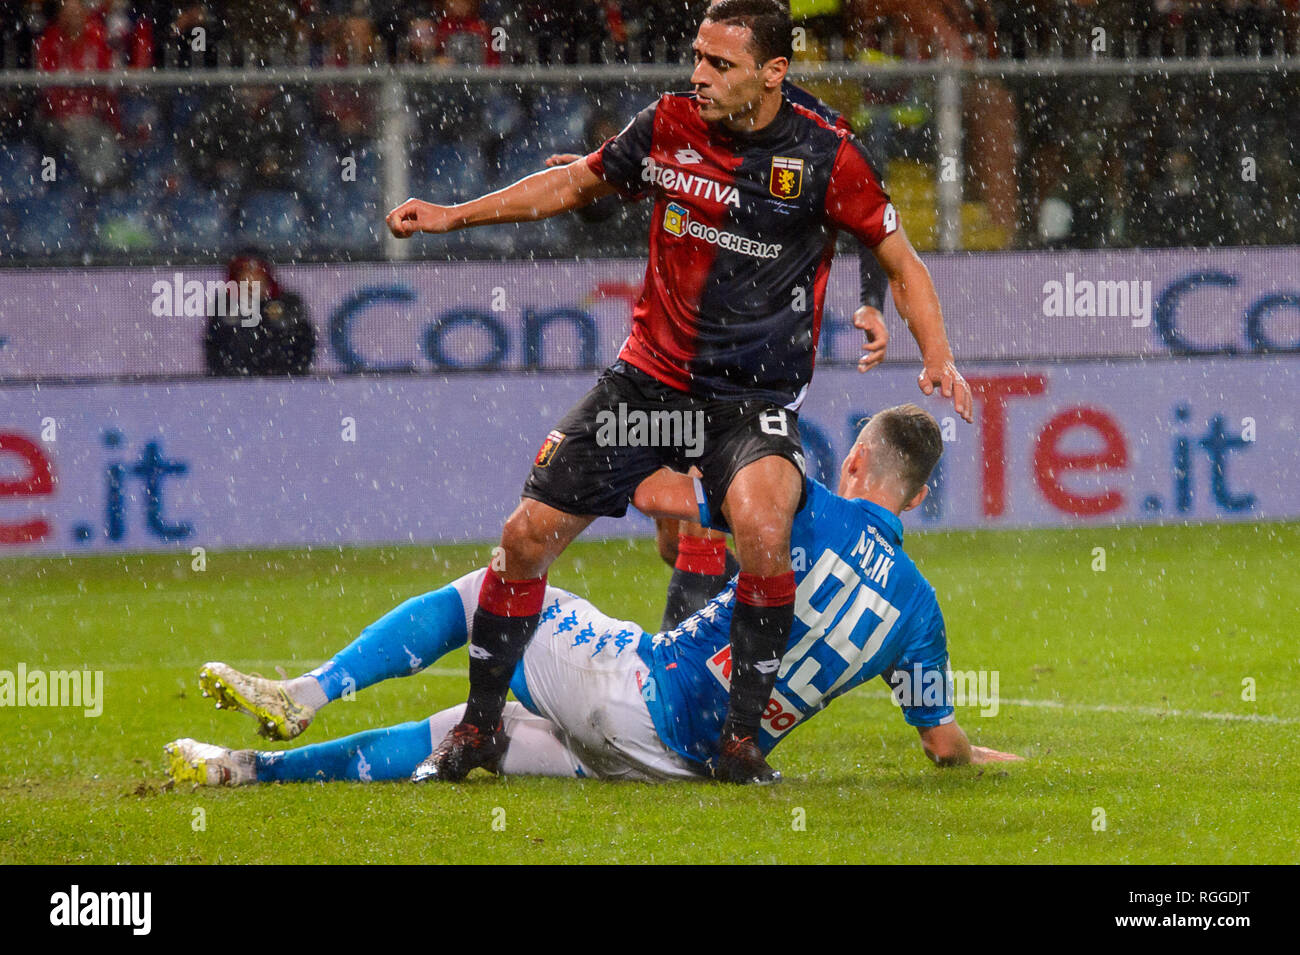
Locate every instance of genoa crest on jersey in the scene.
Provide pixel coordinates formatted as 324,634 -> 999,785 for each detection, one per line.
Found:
769,156 -> 803,199
535,429 -> 565,467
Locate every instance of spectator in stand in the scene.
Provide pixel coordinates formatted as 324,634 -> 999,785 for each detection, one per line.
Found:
36,0 -> 127,188
145,2 -> 228,68
499,1 -> 626,65
315,7 -> 378,147
431,0 -> 500,65
405,8 -> 438,63
364,0 -> 415,63
1,0 -> 51,69
1032,133 -> 1114,249
623,0 -> 707,62
180,84 -> 307,201
138,0 -> 304,67
205,250 -> 316,377
223,0 -> 311,65
847,0 -> 1021,244
1127,81 -> 1229,247
100,0 -> 156,67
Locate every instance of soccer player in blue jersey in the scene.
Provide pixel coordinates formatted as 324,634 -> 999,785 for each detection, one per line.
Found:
165,404 -> 1019,787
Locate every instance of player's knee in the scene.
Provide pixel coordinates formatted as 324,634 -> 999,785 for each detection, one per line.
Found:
726,462 -> 801,518
728,505 -> 791,546
730,519 -> 792,572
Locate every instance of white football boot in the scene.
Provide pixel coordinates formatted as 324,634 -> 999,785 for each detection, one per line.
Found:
164,738 -> 256,787
198,662 -> 317,741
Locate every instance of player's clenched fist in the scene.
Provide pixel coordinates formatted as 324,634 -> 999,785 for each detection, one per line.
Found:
384,198 -> 454,238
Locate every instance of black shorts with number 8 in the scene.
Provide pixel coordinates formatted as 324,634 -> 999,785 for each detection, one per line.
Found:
523,360 -> 807,522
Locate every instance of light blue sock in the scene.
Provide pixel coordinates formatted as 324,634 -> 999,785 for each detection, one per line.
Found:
254,720 -> 432,783
304,585 -> 468,703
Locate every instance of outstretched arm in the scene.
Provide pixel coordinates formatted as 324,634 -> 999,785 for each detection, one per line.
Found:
385,155 -> 617,237
917,721 -> 1023,767
871,227 -> 973,423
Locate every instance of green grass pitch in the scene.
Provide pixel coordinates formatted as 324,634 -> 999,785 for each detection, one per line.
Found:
2,522 -> 1296,864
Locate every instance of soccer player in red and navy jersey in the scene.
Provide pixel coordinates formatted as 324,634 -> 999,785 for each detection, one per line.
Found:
386,0 -> 970,784
541,79 -> 902,630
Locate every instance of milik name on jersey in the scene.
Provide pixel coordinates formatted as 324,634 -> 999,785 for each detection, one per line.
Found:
641,156 -> 742,208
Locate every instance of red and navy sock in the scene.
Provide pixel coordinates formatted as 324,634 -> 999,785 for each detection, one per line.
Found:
463,568 -> 547,731
660,534 -> 737,631
722,570 -> 796,741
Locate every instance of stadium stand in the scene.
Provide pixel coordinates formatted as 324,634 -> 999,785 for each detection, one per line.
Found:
0,1 -> 1296,262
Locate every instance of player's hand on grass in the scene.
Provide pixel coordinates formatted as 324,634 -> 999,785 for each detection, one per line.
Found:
545,153 -> 583,167
853,305 -> 888,372
385,198 -> 455,238
918,356 -> 973,423
970,745 -> 1024,764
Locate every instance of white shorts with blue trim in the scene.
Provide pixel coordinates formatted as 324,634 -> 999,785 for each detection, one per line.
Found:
450,570 -> 704,782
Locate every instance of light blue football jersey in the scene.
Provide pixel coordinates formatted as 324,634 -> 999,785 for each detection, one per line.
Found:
637,477 -> 954,767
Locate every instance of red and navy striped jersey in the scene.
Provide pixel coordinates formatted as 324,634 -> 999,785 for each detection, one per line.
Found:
781,80 -> 891,313
586,91 -> 898,407
781,80 -> 853,135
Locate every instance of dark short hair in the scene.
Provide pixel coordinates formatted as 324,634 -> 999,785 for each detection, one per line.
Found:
866,404 -> 944,499
703,0 -> 793,65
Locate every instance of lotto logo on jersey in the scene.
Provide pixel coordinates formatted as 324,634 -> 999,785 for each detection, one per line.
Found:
534,430 -> 565,467
882,201 -> 899,236
663,202 -> 688,236
769,156 -> 803,199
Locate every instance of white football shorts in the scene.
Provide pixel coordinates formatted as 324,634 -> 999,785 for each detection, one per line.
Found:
447,570 -> 704,782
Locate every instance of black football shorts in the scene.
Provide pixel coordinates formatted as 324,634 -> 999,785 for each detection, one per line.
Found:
522,361 -> 806,521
